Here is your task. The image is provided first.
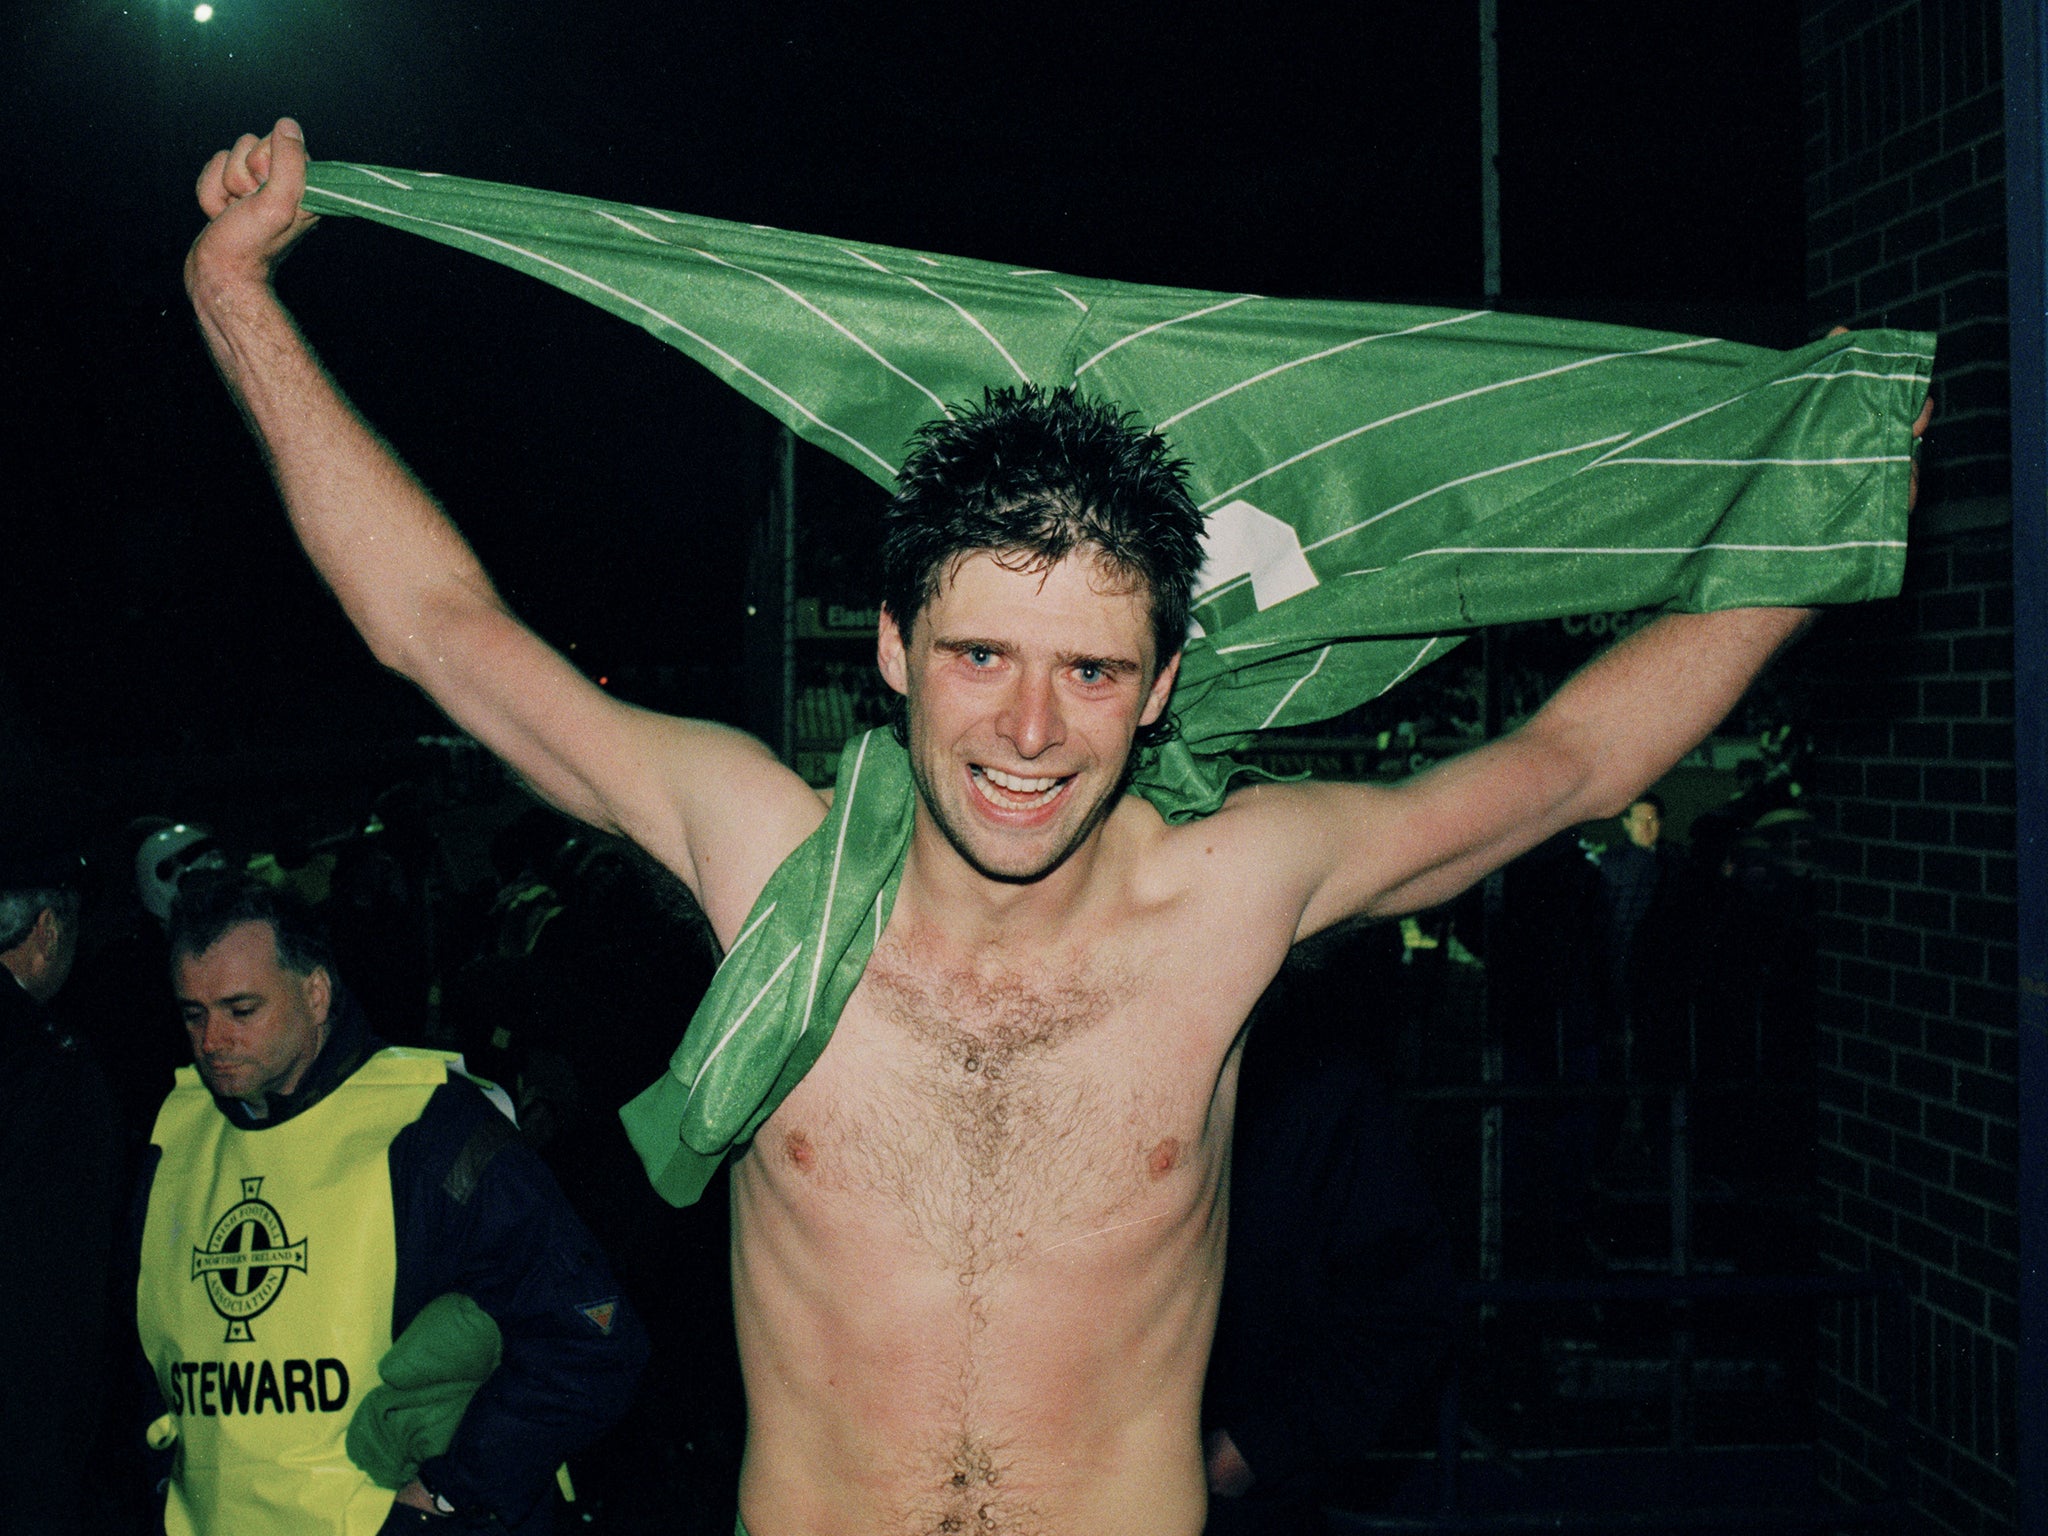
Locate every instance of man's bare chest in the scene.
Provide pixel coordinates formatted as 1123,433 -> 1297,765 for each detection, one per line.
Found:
761,937 -> 1233,1273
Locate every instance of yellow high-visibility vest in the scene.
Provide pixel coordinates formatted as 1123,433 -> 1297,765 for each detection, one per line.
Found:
138,1049 -> 453,1535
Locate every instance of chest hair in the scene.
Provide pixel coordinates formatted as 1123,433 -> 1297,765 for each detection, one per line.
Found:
821,940 -> 1168,1278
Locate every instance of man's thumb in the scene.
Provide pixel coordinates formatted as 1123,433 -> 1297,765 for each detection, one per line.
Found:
263,118 -> 309,196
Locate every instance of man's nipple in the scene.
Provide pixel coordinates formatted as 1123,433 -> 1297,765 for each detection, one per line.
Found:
1146,1136 -> 1181,1179
783,1128 -> 817,1172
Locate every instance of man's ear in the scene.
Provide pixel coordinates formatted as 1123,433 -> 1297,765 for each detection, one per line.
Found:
1139,650 -> 1183,728
302,965 -> 332,1027
877,606 -> 910,696
2,907 -> 60,969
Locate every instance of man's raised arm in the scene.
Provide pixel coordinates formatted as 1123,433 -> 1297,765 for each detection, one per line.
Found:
1263,360 -> 1931,939
1287,603 -> 1814,936
183,121 -> 822,942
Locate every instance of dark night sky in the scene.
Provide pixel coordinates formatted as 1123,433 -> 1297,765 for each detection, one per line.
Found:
1,0 -> 1803,771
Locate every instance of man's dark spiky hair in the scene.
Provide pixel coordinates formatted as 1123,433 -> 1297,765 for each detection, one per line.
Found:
879,385 -> 1207,667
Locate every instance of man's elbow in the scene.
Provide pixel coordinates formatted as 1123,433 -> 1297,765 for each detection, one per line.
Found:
363,581 -> 512,684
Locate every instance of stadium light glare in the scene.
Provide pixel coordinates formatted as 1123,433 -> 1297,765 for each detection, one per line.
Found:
193,3 -> 213,20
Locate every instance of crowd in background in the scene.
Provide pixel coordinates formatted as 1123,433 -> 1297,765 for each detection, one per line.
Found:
1,749 -> 1823,1533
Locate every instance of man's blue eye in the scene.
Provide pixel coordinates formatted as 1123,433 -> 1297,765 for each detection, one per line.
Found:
1077,665 -> 1103,683
968,647 -> 995,666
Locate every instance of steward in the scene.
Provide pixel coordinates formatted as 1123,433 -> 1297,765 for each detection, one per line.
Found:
134,872 -> 647,1534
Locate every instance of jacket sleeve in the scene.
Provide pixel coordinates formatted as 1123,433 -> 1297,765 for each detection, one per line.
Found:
390,1078 -> 650,1527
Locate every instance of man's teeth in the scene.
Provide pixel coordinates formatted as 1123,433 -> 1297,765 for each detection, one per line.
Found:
972,767 -> 1070,809
982,767 -> 1060,793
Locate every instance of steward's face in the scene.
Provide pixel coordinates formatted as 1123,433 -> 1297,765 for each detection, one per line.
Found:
879,551 -> 1179,883
175,920 -> 331,1110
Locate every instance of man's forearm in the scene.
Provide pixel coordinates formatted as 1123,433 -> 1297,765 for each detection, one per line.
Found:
187,269 -> 499,682
1530,604 -> 1813,824
1349,603 -> 1813,923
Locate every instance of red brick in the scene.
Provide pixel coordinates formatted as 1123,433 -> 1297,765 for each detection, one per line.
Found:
1954,896 -> 2016,943
1924,1017 -> 1988,1067
1925,1186 -> 1990,1245
1897,1213 -> 1957,1266
1921,848 -> 1984,892
1922,930 -> 1985,977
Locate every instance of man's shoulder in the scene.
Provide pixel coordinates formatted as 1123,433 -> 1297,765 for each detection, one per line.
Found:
1138,775 -> 1429,946
1118,783 -> 1377,922
409,1067 -> 515,1144
639,713 -> 834,943
391,1071 -> 530,1211
1159,775 -> 1396,861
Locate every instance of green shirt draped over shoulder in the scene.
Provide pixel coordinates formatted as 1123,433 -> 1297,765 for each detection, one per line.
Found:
299,160 -> 1932,1205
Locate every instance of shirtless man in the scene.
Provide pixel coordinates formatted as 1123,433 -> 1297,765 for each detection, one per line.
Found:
185,121 -> 1886,1536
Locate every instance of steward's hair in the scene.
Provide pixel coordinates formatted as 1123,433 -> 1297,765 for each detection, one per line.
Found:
880,386 -> 1206,667
168,869 -> 335,980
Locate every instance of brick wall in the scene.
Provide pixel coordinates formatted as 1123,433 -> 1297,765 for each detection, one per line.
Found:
1804,0 -> 2009,510
1807,534 -> 2018,1530
1799,2 -> 2018,1531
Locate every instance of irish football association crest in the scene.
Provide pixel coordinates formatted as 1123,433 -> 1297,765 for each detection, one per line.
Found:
190,1177 -> 308,1343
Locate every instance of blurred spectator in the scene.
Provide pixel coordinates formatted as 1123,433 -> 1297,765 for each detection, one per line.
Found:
133,822 -> 230,930
1593,793 -> 1710,1084
0,837 -> 122,1535
325,829 -> 434,1046
59,821 -> 190,1153
440,806 -> 574,1116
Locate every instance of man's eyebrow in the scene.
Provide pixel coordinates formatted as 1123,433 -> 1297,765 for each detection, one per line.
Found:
1061,652 -> 1142,676
183,991 -> 263,1009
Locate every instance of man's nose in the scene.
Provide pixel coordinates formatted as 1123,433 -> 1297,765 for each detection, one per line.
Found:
997,670 -> 1065,759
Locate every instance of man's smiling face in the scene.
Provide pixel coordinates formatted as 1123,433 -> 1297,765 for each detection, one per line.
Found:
879,549 -> 1179,884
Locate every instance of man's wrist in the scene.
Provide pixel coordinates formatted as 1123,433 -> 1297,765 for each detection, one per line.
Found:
183,241 -> 271,311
